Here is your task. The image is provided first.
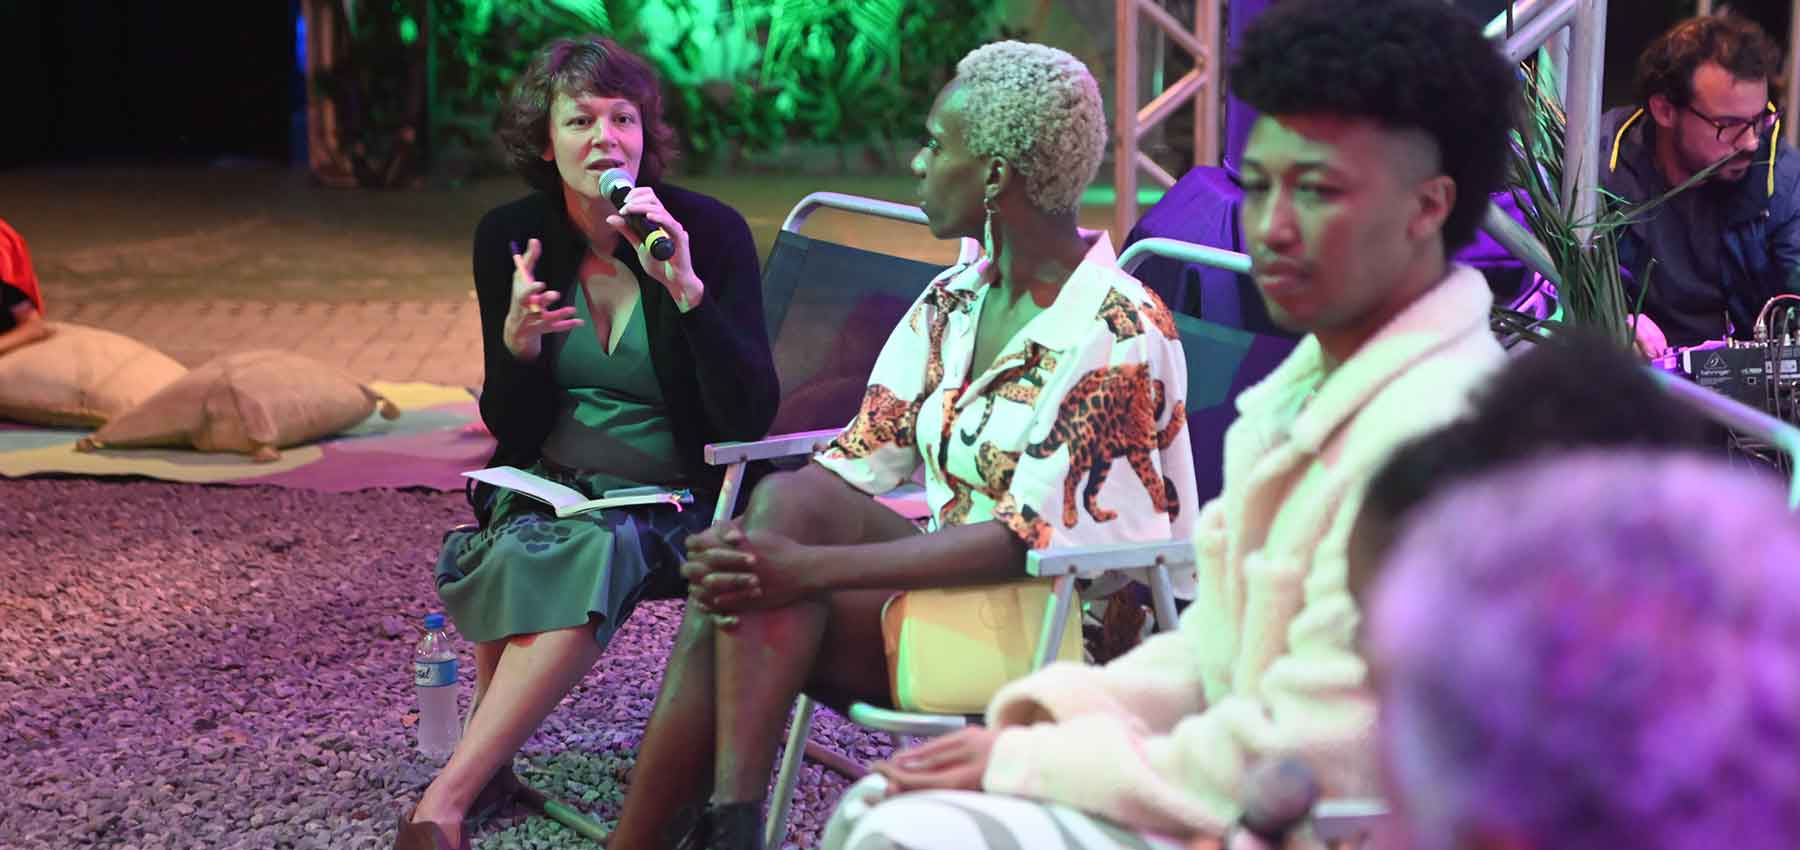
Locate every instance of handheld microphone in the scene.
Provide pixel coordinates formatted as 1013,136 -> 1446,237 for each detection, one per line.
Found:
1236,757 -> 1320,847
599,167 -> 676,261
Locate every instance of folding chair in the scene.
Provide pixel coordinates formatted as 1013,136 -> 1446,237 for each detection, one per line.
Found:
824,237 -> 1386,848
472,192 -> 969,847
1120,166 -> 1287,337
690,191 -> 975,845
702,191 -> 981,521
1119,238 -> 1297,506
747,233 -> 1277,846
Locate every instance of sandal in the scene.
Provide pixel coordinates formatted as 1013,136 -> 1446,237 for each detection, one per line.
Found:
470,765 -> 551,820
393,807 -> 470,850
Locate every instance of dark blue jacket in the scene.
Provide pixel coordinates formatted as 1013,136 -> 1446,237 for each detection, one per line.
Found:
1601,105 -> 1800,345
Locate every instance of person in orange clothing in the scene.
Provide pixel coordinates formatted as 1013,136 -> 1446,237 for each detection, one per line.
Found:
0,218 -> 50,356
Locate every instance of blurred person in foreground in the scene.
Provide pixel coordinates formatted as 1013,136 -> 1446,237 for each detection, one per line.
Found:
1369,452 -> 1800,850
820,2 -> 1517,847
396,35 -> 778,850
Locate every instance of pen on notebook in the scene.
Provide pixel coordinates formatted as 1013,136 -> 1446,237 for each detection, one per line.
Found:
511,240 -> 542,314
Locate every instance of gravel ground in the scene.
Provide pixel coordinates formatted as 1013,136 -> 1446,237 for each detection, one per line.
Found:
1,478 -> 889,850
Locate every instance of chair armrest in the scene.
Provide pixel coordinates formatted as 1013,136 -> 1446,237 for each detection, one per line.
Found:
1026,540 -> 1195,579
1647,367 -> 1800,508
1310,798 -> 1390,846
848,702 -> 972,738
1117,237 -> 1252,276
782,191 -> 929,232
703,429 -> 842,466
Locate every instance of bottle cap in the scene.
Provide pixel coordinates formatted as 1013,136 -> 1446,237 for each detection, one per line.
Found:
424,613 -> 446,630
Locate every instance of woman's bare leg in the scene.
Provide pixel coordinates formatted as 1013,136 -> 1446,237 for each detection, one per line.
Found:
612,465 -> 916,847
410,624 -> 605,840
713,466 -> 917,803
712,588 -> 895,803
463,639 -> 506,731
606,594 -> 722,849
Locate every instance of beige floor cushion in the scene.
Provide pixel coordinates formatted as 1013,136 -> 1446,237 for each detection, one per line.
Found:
78,350 -> 399,462
0,322 -> 188,427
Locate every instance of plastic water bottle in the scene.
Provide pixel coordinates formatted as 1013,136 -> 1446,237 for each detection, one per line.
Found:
414,613 -> 461,760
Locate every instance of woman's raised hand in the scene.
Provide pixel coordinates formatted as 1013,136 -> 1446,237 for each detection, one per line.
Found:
606,187 -> 703,308
503,237 -> 583,361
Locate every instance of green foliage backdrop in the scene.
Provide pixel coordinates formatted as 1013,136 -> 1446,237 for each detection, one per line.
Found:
422,0 -> 1005,175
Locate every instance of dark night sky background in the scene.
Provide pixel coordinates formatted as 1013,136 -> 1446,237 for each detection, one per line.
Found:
1,1 -> 300,168
0,1 -> 1791,170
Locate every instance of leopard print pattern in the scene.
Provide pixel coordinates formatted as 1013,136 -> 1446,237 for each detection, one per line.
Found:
998,502 -> 1056,549
952,348 -> 1057,450
1139,289 -> 1179,339
1097,287 -> 1181,342
922,387 -> 961,486
1025,362 -> 1186,527
938,441 -> 1022,526
909,282 -> 980,392
826,383 -> 919,459
1097,288 -> 1146,341
994,349 -> 1057,407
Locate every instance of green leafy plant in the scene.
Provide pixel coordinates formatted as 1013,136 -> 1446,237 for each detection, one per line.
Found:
311,0 -> 432,187
1495,61 -> 1718,347
417,0 -> 1004,177
430,0 -> 633,178
636,0 -> 783,166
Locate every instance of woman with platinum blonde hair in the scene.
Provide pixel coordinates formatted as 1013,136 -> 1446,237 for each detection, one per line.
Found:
608,40 -> 1195,850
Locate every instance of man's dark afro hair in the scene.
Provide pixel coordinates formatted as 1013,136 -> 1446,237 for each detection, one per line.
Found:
1229,0 -> 1519,253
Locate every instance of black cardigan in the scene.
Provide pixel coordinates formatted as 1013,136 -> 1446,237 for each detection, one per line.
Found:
470,186 -> 779,522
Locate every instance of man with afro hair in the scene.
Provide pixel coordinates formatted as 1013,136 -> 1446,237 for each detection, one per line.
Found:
818,2 -> 1517,848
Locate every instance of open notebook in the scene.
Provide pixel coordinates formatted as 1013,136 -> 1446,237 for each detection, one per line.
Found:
462,466 -> 693,517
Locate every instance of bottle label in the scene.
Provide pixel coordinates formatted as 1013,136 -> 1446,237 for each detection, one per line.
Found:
414,658 -> 457,688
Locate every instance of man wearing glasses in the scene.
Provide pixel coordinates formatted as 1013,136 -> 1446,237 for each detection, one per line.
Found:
1602,13 -> 1798,357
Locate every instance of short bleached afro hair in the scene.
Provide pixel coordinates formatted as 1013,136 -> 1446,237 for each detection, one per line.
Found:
955,41 -> 1106,216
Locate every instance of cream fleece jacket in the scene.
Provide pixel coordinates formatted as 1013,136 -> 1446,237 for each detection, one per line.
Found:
979,265 -> 1506,837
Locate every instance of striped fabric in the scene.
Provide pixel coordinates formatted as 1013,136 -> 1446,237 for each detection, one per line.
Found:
823,776 -> 1187,850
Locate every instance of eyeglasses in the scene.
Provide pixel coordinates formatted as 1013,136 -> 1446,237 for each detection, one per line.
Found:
1683,104 -> 1781,143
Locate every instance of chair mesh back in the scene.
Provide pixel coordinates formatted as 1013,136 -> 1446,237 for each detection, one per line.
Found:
761,227 -> 1295,504
1174,311 -> 1297,504
1124,166 -> 1295,338
762,230 -> 949,435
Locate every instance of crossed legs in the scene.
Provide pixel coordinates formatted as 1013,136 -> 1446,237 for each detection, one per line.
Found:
610,465 -> 918,848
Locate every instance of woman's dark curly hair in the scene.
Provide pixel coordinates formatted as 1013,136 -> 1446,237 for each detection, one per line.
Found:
1635,14 -> 1780,107
496,36 -> 678,193
1228,0 -> 1518,252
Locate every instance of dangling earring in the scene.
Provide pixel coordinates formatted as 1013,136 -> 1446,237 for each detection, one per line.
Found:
982,194 -> 999,258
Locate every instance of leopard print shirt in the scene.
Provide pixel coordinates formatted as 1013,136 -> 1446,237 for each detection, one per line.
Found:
816,233 -> 1197,554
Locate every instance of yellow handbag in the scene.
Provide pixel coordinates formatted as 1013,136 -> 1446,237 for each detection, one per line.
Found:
887,578 -> 1085,714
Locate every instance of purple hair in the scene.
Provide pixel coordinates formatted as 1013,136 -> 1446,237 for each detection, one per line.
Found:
1371,451 -> 1800,850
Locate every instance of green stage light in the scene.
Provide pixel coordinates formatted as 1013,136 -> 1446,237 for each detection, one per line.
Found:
1081,185 -> 1169,207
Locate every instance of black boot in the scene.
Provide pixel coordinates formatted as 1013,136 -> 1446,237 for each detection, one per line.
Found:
704,801 -> 765,850
666,801 -> 711,850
